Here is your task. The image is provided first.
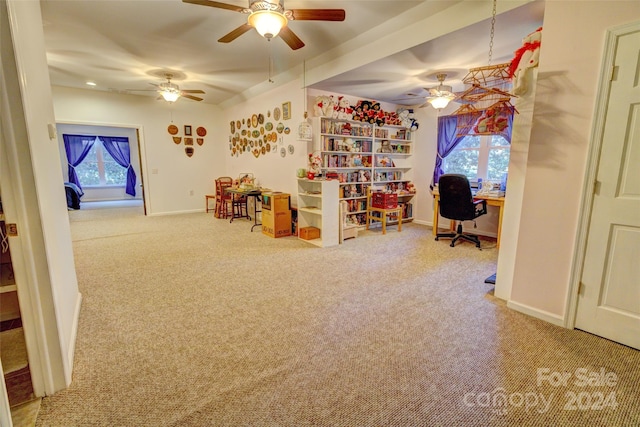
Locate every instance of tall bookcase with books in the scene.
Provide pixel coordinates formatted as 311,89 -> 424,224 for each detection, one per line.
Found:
372,124 -> 415,222
313,117 -> 415,226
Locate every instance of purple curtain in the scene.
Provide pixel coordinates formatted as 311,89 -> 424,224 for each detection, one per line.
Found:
99,136 -> 136,196
501,107 -> 515,143
432,115 -> 477,186
63,134 -> 96,191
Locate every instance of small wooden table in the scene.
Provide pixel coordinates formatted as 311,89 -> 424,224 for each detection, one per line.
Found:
366,188 -> 402,235
225,188 -> 262,231
432,190 -> 505,248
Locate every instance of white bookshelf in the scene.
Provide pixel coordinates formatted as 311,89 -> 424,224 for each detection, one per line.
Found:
313,116 -> 415,225
296,178 -> 339,247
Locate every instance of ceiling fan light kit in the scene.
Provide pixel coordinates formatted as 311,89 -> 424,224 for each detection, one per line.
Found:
247,8 -> 287,39
428,94 -> 455,110
161,89 -> 181,103
425,73 -> 457,110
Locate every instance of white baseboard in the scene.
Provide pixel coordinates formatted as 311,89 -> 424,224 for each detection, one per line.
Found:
147,209 -> 202,216
66,292 -> 83,386
507,300 -> 566,327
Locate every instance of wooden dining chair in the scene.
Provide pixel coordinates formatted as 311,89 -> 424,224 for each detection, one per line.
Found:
214,177 -> 233,218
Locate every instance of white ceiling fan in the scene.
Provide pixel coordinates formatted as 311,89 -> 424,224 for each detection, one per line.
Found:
128,73 -> 205,103
395,73 -> 459,110
421,73 -> 457,109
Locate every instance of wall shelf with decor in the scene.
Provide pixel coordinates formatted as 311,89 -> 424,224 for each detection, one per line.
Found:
296,178 -> 339,247
312,117 -> 415,226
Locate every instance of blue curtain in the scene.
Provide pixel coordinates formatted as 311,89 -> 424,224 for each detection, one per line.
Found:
100,136 -> 136,196
501,107 -> 515,143
63,134 -> 96,191
432,115 -> 478,186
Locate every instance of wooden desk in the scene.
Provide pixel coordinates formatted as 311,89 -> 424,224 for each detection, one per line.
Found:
432,191 -> 505,248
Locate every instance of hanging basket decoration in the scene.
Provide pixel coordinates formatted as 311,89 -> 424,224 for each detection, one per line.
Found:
471,101 -> 516,136
454,108 -> 483,137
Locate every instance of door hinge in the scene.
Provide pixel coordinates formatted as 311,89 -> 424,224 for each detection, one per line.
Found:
593,180 -> 601,195
578,282 -> 585,295
5,223 -> 18,237
610,65 -> 618,81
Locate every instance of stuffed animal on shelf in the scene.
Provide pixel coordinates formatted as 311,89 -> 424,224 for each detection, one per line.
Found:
378,156 -> 393,167
314,95 -> 335,117
509,27 -> 542,95
336,138 -> 351,152
352,154 -> 363,167
397,108 -> 419,131
377,140 -> 392,153
308,152 -> 322,175
333,96 -> 352,120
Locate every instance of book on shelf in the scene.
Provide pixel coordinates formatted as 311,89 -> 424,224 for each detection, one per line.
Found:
323,137 -> 372,153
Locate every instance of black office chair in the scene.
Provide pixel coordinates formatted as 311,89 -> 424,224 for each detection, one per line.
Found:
435,174 -> 487,248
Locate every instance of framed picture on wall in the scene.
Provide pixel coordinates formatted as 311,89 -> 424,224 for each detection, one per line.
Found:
184,125 -> 192,136
282,102 -> 291,120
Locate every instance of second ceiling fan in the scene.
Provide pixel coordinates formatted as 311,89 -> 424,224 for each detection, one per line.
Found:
183,0 -> 346,50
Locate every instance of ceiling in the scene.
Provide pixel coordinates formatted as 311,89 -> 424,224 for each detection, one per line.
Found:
40,0 -> 545,107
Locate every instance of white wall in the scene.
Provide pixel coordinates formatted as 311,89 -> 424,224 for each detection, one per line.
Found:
2,0 -> 80,393
52,87 -> 225,215
223,79 -> 309,198
509,1 -> 640,321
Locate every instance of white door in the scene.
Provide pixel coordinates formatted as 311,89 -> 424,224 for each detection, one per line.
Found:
575,25 -> 640,350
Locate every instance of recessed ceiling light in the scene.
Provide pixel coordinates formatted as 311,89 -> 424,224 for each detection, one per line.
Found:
86,81 -> 97,86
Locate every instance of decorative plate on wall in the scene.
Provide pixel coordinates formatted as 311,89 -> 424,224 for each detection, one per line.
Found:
197,127 -> 207,137
168,124 -> 179,135
251,114 -> 258,128
280,147 -> 286,157
274,107 -> 281,121
288,144 -> 294,154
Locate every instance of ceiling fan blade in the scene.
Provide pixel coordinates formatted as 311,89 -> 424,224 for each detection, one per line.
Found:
288,9 -> 346,21
279,27 -> 305,50
182,0 -> 245,13
182,94 -> 204,102
218,23 -> 253,43
181,89 -> 205,94
393,97 -> 423,102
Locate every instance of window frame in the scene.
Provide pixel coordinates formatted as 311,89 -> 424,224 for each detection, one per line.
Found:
443,134 -> 510,182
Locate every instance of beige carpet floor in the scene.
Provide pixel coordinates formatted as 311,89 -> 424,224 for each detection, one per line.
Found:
34,206 -> 640,426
